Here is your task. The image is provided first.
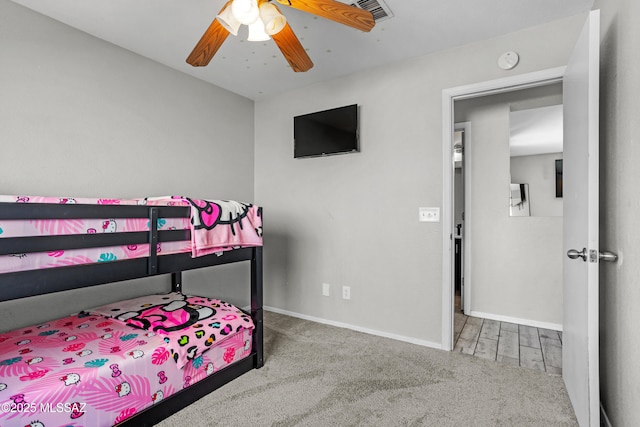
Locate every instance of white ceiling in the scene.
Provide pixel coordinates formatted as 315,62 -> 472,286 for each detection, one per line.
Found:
510,104 -> 564,157
10,0 -> 594,100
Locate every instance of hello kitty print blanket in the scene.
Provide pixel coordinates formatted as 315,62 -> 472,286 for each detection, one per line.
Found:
157,196 -> 263,258
0,195 -> 263,274
0,294 -> 253,426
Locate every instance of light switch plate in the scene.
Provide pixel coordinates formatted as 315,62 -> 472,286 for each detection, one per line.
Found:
419,207 -> 440,222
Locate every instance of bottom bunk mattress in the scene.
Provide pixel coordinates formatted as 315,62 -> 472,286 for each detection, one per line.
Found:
0,292 -> 254,427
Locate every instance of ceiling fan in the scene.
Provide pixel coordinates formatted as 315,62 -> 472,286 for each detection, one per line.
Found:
186,0 -> 375,72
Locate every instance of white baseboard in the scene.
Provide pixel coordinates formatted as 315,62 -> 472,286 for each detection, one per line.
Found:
600,403 -> 612,427
469,310 -> 562,332
264,305 -> 443,350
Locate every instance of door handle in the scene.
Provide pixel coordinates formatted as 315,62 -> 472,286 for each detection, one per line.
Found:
598,251 -> 618,263
567,248 -> 587,261
567,248 -> 618,263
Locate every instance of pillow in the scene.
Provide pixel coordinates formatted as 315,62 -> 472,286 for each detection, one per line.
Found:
89,292 -> 254,369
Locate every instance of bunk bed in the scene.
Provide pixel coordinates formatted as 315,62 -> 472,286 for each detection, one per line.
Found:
0,195 -> 263,426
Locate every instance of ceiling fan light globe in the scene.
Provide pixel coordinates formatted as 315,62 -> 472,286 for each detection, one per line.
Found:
231,0 -> 260,25
247,17 -> 271,41
216,7 -> 241,36
259,3 -> 287,35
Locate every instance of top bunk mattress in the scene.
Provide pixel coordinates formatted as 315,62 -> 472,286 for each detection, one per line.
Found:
0,195 -> 262,274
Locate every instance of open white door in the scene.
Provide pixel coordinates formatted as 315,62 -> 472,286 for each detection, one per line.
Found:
562,10 -> 600,427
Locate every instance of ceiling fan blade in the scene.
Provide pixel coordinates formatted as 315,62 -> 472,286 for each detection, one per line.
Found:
272,22 -> 314,72
186,1 -> 232,67
276,0 -> 375,32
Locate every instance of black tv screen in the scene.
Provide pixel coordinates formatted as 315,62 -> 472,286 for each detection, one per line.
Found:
294,104 -> 359,158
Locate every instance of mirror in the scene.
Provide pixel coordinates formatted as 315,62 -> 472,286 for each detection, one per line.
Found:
509,104 -> 563,217
509,183 -> 530,216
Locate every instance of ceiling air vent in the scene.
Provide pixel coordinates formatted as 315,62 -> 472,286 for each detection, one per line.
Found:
350,0 -> 394,23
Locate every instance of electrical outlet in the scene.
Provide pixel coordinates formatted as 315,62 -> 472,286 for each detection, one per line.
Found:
342,286 -> 351,300
322,283 -> 330,297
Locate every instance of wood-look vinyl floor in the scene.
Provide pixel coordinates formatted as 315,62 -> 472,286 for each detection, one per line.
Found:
454,312 -> 563,375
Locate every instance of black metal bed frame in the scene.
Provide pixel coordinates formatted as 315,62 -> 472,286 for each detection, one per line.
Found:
0,201 -> 264,426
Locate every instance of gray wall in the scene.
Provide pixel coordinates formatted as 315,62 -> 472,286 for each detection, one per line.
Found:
0,1 -> 256,331
254,15 -> 586,344
455,86 -> 564,327
592,0 -> 640,425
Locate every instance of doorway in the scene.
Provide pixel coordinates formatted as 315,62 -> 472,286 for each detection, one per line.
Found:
450,83 -> 565,374
440,67 -> 567,351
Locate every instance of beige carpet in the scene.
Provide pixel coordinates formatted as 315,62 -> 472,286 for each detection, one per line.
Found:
158,311 -> 577,426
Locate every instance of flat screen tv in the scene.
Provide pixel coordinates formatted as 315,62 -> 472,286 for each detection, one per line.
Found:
294,104 -> 359,158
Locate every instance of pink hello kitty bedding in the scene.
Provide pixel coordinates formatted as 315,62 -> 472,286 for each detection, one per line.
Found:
0,292 -> 254,426
0,195 -> 263,274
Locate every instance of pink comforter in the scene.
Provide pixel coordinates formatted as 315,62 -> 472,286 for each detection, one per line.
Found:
0,293 -> 254,426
